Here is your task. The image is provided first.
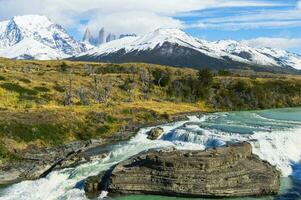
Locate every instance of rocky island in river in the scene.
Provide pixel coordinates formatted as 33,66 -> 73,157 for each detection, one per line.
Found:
85,142 -> 280,198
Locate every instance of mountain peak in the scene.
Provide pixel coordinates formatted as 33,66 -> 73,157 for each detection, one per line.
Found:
147,28 -> 189,39
11,15 -> 53,29
74,28 -> 301,71
0,14 -> 86,60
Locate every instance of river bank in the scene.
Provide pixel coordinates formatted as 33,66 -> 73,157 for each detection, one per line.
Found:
0,111 -> 205,185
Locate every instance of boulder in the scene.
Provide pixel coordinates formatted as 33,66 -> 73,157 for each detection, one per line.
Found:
106,142 -> 280,198
147,127 -> 164,140
84,169 -> 113,199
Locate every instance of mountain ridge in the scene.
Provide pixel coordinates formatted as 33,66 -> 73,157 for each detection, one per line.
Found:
72,28 -> 301,72
0,15 -> 301,73
0,15 -> 86,60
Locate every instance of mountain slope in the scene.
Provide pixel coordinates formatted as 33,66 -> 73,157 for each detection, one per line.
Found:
72,29 -> 301,73
0,15 -> 86,60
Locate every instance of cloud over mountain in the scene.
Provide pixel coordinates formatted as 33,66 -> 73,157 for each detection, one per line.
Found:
0,0 -> 282,36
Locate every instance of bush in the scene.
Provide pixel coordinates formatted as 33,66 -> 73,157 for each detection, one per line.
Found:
0,75 -> 6,81
34,86 -> 50,92
0,123 -> 68,145
59,62 -> 71,72
0,143 -> 9,160
19,78 -> 31,83
53,85 -> 65,93
0,83 -> 38,95
218,69 -> 232,76
152,69 -> 171,87
198,68 -> 214,87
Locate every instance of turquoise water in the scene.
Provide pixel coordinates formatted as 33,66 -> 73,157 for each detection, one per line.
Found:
0,108 -> 300,200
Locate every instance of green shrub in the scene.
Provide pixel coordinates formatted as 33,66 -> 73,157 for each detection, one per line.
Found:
152,69 -> 171,87
0,83 -> 38,95
0,143 -> 9,160
19,78 -> 31,83
53,85 -> 65,92
59,62 -> 71,72
198,68 -> 214,87
0,75 -> 6,81
96,125 -> 111,135
0,123 -> 68,145
34,86 -> 50,92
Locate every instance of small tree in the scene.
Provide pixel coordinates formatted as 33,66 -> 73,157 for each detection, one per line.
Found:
63,75 -> 73,106
152,68 -> 171,88
77,87 -> 89,105
197,69 -> 214,99
60,62 -> 70,72
84,64 -> 94,76
139,68 -> 152,99
121,77 -> 136,102
101,84 -> 112,103
198,68 -> 213,87
218,69 -> 232,76
92,75 -> 112,104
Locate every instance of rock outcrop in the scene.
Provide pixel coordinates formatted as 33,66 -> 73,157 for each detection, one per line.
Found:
147,127 -> 164,140
0,140 -> 107,185
102,142 -> 280,198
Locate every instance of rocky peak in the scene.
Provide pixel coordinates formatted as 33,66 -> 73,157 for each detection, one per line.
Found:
83,28 -> 93,44
97,27 -> 105,45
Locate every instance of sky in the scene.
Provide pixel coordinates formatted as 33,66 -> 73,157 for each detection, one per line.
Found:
0,0 -> 301,53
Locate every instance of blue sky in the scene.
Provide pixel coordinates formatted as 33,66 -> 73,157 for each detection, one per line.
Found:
179,0 -> 301,53
1,0 -> 301,53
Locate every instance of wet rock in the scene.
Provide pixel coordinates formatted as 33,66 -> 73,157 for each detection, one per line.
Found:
84,176 -> 101,198
0,139 -> 106,185
147,127 -> 164,140
84,168 -> 114,199
106,142 -> 280,198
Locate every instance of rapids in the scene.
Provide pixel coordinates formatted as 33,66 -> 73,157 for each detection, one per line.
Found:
0,108 -> 300,200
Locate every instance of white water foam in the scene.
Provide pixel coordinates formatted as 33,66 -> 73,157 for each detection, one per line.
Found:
250,127 -> 301,176
159,118 -> 301,177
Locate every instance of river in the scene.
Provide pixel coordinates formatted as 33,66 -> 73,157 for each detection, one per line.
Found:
0,108 -> 300,200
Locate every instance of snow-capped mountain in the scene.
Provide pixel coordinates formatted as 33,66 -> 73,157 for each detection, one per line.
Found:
72,28 -> 301,72
0,16 -> 300,73
0,15 -> 86,60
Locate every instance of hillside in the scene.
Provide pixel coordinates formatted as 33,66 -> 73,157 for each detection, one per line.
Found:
0,58 -> 301,163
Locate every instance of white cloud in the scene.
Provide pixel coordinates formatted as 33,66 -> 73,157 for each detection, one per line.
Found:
182,1 -> 301,31
242,37 -> 301,50
186,20 -> 301,30
82,11 -> 183,35
0,0 -> 283,36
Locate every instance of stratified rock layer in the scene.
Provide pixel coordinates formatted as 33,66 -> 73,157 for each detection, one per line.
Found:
108,142 -> 280,197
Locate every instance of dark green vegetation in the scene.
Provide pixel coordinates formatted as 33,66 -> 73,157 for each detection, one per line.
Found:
0,58 -> 300,163
168,71 -> 301,110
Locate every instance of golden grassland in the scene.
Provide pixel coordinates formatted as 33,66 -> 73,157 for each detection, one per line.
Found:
0,58 -> 206,162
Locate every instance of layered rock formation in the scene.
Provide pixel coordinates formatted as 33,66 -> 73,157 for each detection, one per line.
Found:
0,140 -> 106,184
95,142 -> 280,198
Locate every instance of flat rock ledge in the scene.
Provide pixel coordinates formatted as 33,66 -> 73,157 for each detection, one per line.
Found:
85,142 -> 280,198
